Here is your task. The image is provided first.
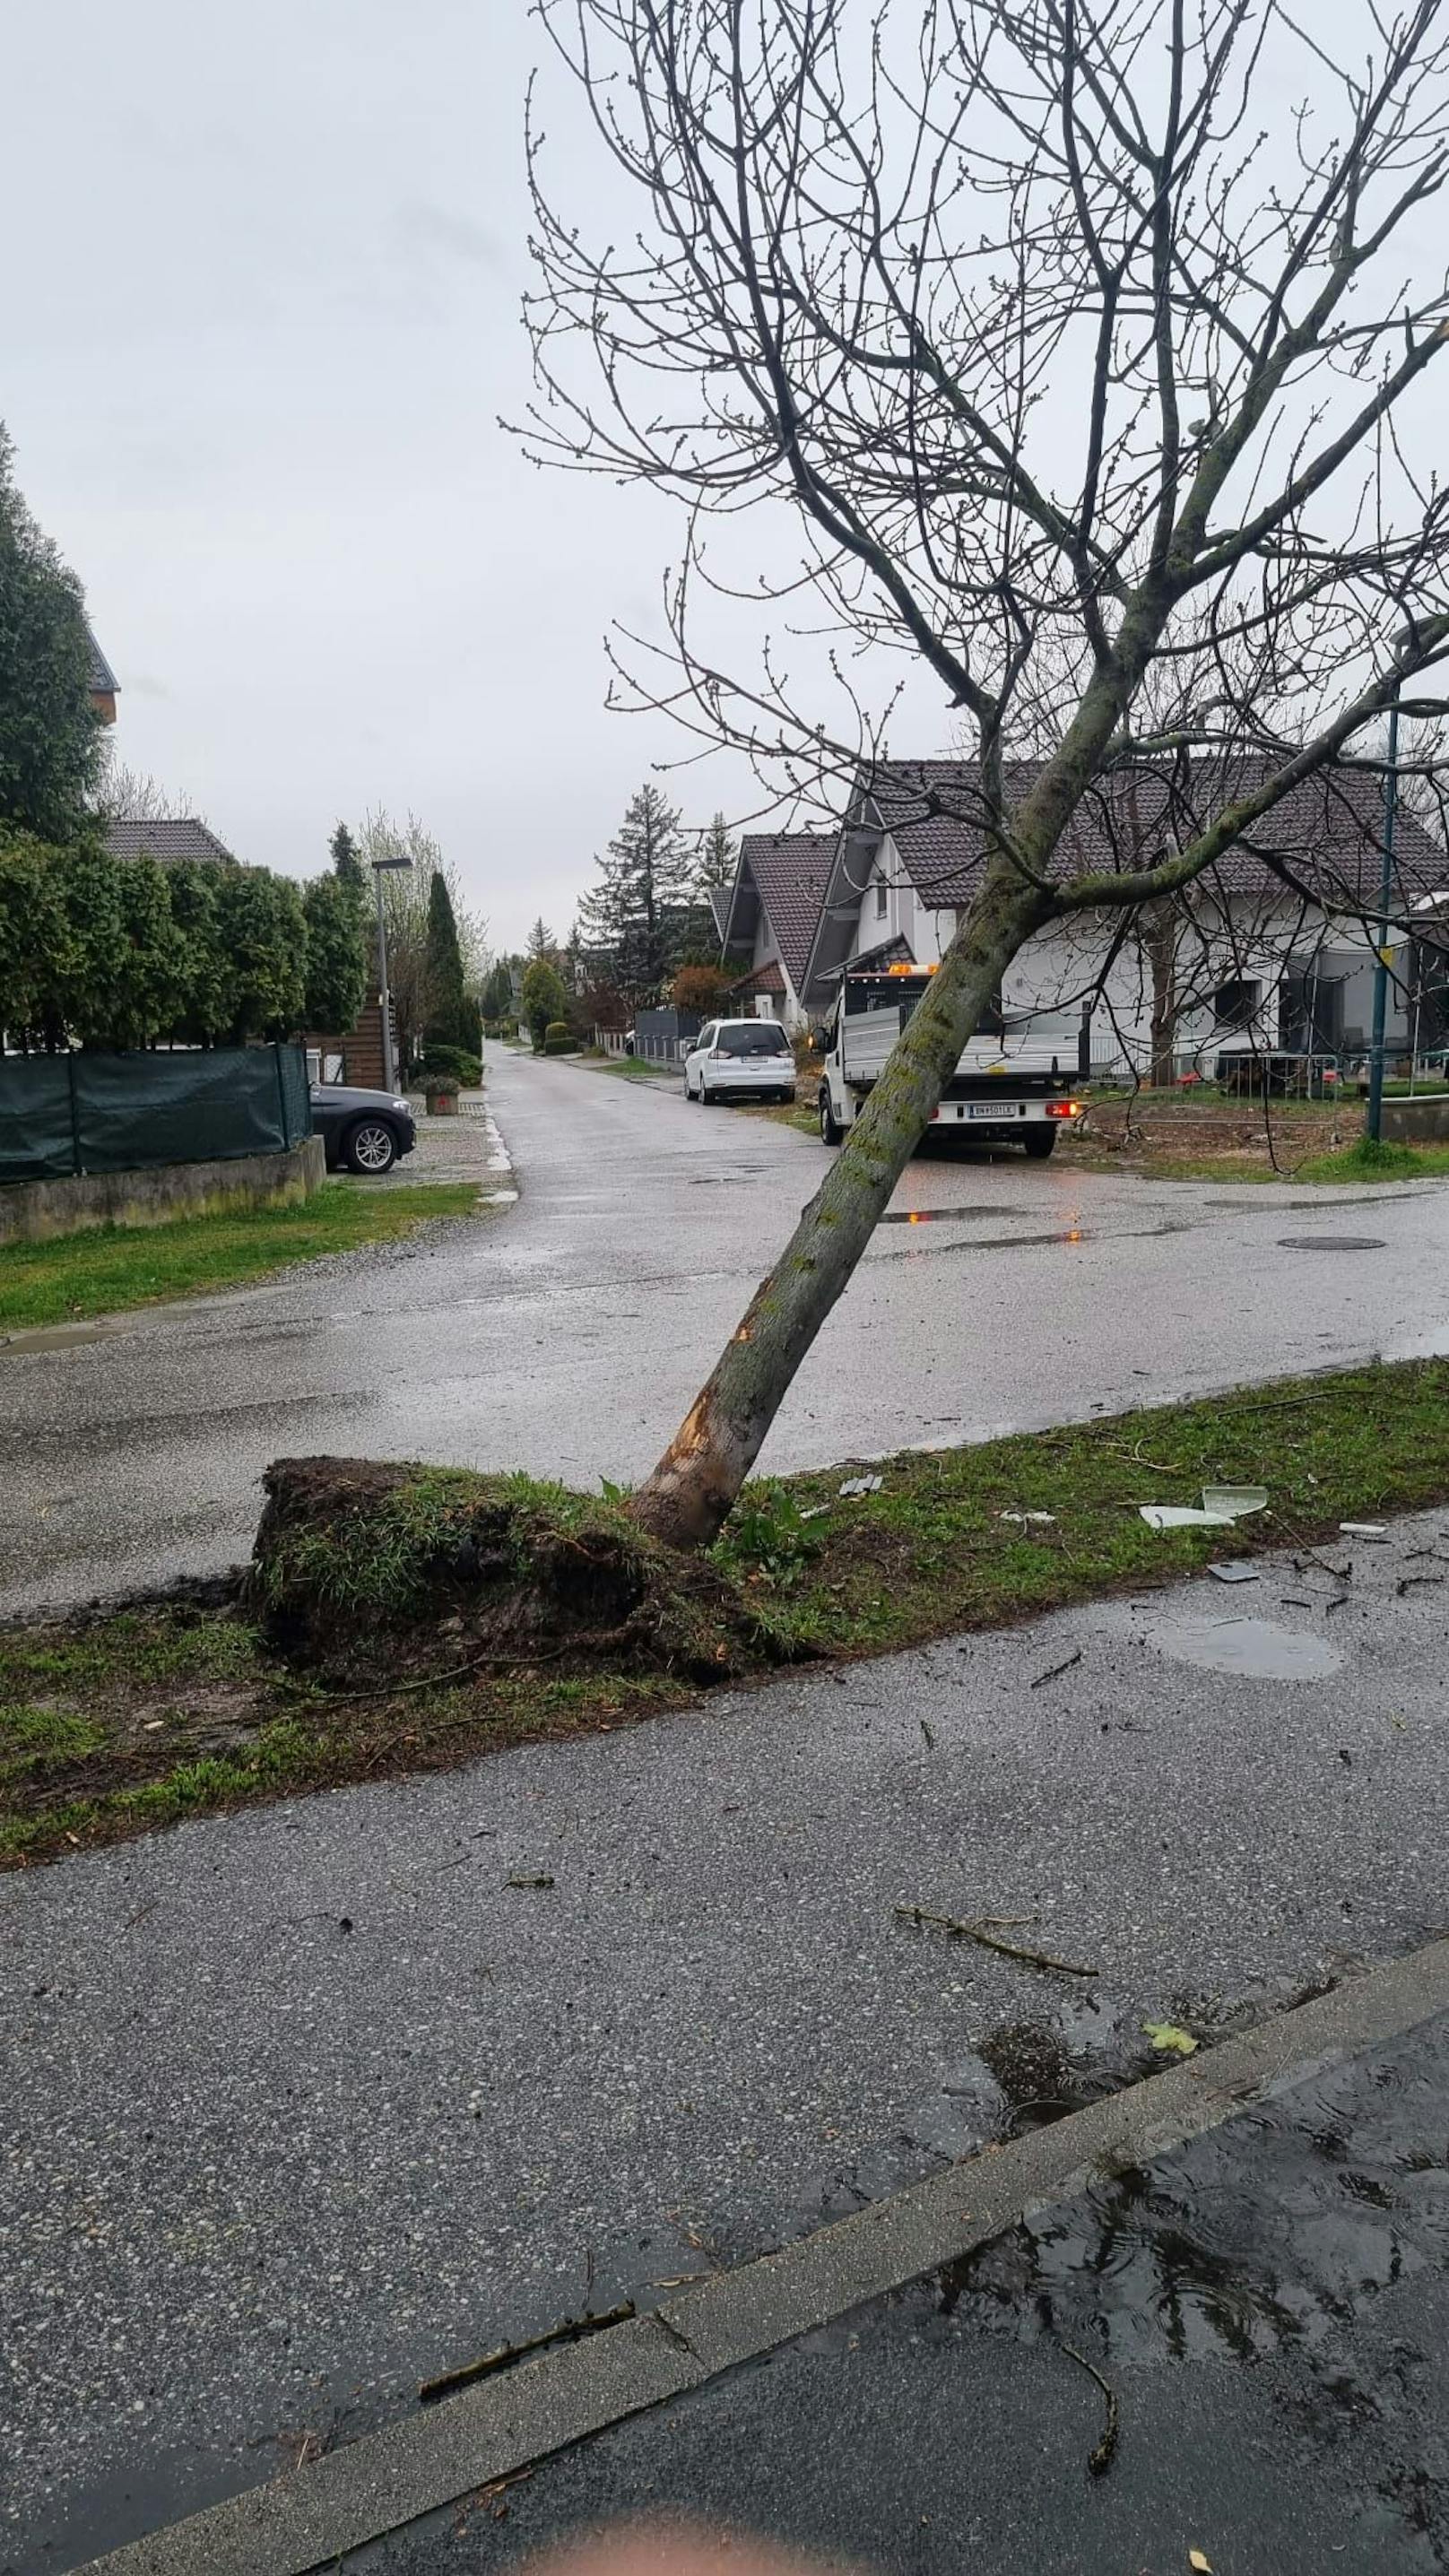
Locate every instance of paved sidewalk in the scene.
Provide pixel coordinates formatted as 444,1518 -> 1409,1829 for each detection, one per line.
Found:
347,1093 -> 515,1197
358,2009 -> 1449,2576
6,1513 -> 1449,2570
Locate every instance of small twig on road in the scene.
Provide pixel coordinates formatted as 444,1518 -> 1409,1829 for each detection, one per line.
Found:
1397,1573 -> 1445,1594
420,2301 -> 635,2404
894,1904 -> 1098,1977
1029,1648 -> 1082,1689
920,1717 -> 936,1748
1061,2342 -> 1120,2476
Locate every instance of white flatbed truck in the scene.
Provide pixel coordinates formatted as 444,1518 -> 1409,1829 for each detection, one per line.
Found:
816,967 -> 1085,1158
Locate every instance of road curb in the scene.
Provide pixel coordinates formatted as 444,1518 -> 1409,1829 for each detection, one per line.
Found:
77,1935 -> 1449,2576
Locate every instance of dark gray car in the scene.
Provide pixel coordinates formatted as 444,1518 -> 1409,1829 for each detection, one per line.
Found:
308,1081 -> 417,1175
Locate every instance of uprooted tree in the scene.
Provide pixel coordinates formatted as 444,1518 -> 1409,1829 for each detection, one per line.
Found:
516,0 -> 1449,1548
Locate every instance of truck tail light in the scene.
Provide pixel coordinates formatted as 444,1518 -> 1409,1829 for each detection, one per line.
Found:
1046,1099 -> 1084,1119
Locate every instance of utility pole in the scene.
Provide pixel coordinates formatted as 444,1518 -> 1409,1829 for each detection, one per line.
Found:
1367,689 -> 1401,1146
372,851 -> 413,1096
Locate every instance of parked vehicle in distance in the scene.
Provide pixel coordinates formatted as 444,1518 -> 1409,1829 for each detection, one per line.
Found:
683,1018 -> 797,1105
817,967 -> 1083,1156
309,1080 -> 417,1175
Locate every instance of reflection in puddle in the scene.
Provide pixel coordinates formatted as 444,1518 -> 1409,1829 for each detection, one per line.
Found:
1149,1614 -> 1345,1680
930,2023 -> 1449,2368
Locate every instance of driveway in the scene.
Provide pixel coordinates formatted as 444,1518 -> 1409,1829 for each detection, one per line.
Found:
2,1046 -> 1447,1613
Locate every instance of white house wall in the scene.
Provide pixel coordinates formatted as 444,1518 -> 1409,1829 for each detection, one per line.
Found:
907,896 -> 1413,1075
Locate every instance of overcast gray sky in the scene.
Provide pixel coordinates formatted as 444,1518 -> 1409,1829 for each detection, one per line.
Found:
4,0 -> 803,952
8,1 -> 1439,955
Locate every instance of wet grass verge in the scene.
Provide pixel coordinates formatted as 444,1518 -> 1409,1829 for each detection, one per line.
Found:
5,1353 -> 1448,1869
0,1182 -> 483,1331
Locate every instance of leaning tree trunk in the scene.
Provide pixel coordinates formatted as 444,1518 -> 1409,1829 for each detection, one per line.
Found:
627,862 -> 1050,1550
1145,901 -> 1180,1089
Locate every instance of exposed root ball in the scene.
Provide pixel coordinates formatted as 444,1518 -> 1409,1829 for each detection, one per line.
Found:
251,1456 -> 759,1685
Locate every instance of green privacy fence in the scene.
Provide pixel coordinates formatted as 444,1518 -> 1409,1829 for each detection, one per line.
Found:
0,1045 -> 312,1187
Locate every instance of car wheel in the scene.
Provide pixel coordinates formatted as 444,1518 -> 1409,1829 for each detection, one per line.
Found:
1022,1127 -> 1056,1159
820,1090 -> 844,1146
344,1118 -> 398,1175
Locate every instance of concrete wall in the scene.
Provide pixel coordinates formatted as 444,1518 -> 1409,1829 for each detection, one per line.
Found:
0,1134 -> 325,1246
1381,1093 -> 1449,1144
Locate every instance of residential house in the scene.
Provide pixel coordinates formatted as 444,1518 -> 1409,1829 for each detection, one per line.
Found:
720,831 -> 836,1034
86,627 -> 119,727
796,758 -> 1449,1077
104,818 -> 235,865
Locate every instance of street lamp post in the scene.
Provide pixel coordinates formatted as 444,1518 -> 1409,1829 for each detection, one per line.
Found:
371,853 -> 413,1096
1367,689 -> 1401,1146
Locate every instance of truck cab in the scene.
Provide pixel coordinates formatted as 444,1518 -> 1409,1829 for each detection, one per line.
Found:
817,966 -> 1083,1157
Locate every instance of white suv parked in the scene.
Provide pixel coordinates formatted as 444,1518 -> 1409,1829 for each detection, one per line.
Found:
683,1019 -> 797,1106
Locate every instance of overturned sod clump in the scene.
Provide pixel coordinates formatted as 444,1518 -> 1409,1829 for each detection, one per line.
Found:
251,1455 -> 779,1684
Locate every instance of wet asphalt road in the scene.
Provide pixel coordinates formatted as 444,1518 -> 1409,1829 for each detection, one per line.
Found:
4,1046 -> 1449,1614
6,1517 -> 1449,2569
357,2017 -> 1449,2576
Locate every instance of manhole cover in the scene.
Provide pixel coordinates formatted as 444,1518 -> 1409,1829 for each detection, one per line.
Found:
1278,1236 -> 1386,1252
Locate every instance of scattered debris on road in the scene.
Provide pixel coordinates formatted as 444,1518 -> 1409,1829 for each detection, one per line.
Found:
1340,1521 -> 1388,1540
1208,1561 -> 1261,1585
1142,2020 -> 1199,2058
837,1473 -> 884,1497
1029,1647 -> 1083,1688
419,2301 -> 635,2404
1061,2340 -> 1120,2476
506,1872 -> 556,1890
895,1903 -> 1098,1977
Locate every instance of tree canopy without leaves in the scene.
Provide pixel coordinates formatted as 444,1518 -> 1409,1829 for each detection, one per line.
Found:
0,426 -> 103,842
358,811 -> 488,1068
96,761 -> 205,828
525,0 -> 1449,1546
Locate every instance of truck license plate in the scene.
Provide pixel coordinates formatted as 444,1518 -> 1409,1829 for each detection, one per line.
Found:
966,1104 -> 1002,1120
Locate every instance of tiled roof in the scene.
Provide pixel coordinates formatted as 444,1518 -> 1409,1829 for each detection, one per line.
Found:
737,831 -> 836,989
707,884 -> 733,942
730,958 -> 787,995
861,758 -> 1446,911
86,625 -> 119,697
104,818 -> 235,865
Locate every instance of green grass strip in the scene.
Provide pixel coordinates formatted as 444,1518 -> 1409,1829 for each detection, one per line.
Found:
4,1355 -> 1448,1867
0,1182 -> 482,1330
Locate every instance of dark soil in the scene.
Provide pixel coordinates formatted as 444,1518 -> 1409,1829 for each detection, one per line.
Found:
251,1455 -> 778,1687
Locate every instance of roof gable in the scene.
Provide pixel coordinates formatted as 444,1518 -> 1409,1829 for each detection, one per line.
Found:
858,756 -> 1446,911
104,818 -> 236,865
733,831 -> 836,991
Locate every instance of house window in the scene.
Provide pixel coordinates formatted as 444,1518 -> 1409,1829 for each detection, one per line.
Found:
1212,978 -> 1260,1028
874,875 -> 888,919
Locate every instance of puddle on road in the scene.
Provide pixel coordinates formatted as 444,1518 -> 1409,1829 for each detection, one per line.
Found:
1148,1614 -> 1345,1680
931,2019 -> 1449,2368
0,1318 -> 111,1355
878,1204 -> 1034,1226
